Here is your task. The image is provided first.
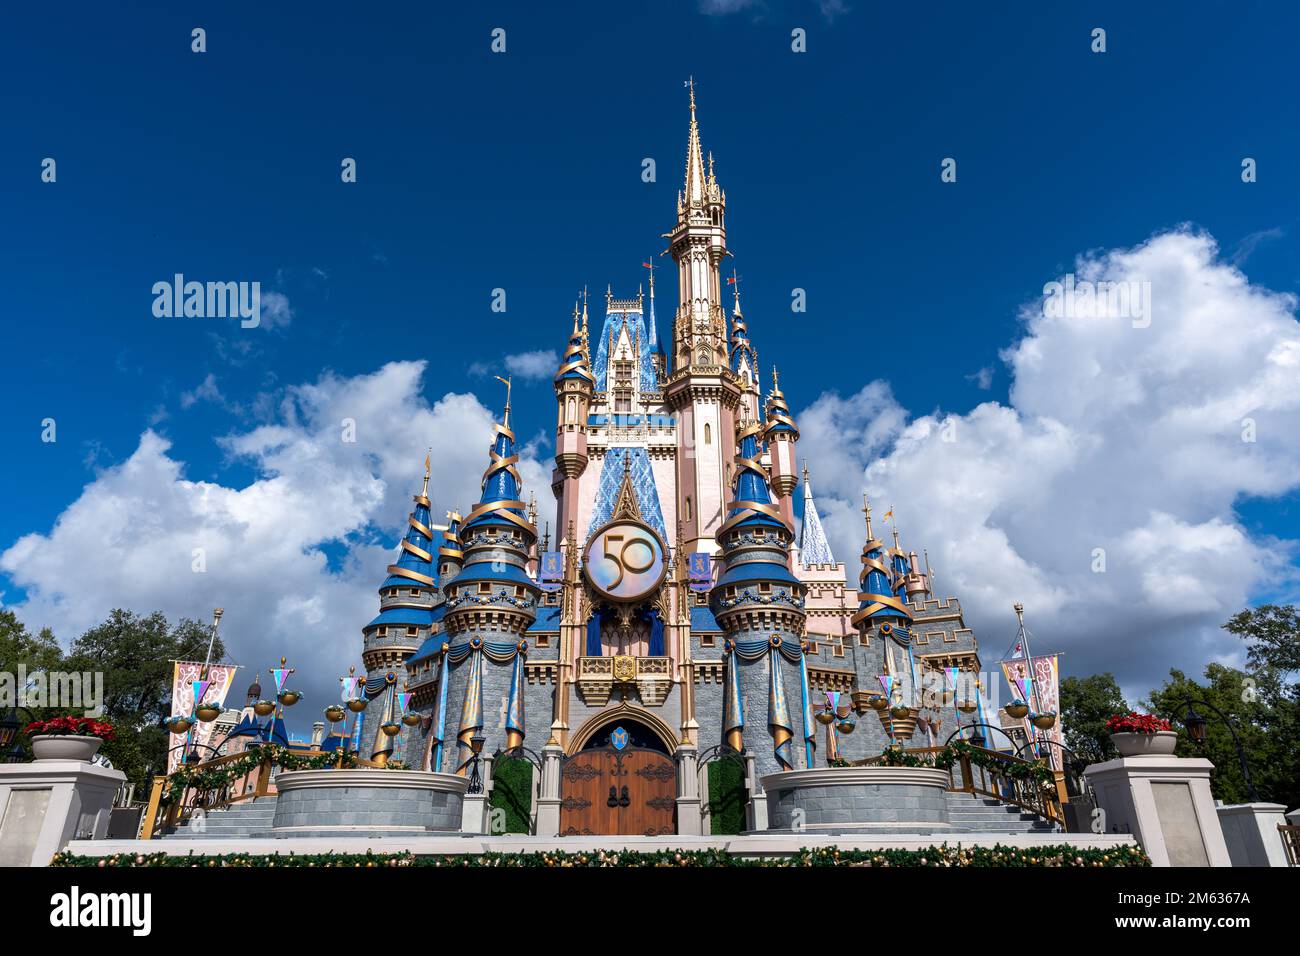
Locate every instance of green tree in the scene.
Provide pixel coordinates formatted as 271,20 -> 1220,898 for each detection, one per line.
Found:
63,610 -> 225,789
0,608 -> 64,676
1144,664 -> 1297,808
1222,604 -> 1299,701
1059,672 -> 1128,761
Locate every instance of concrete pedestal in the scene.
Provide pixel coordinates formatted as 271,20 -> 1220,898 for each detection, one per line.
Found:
533,743 -> 563,837
0,761 -> 126,866
674,744 -> 703,836
1085,755 -> 1231,867
1216,803 -> 1289,867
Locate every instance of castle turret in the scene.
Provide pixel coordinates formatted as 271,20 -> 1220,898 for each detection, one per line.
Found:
361,457 -> 443,763
729,275 -> 761,421
439,383 -> 539,773
797,463 -> 836,567
763,368 -> 800,528
362,457 -> 441,677
665,78 -> 728,372
711,418 -> 808,775
664,83 -> 744,557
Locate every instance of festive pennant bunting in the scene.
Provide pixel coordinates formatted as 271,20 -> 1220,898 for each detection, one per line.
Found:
272,668 -> 288,693
879,674 -> 894,697
396,692 -> 412,714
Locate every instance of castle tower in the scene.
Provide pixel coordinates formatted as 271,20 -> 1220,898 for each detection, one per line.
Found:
437,387 -> 539,772
710,418 -> 809,777
437,510 -> 464,583
361,458 -> 440,678
360,458 -> 443,763
797,464 -> 835,567
664,82 -> 743,557
851,498 -> 921,742
553,302 -> 595,539
763,368 -> 800,530
665,79 -> 728,371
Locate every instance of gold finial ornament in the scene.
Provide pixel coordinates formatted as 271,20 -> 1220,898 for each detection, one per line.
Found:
493,374 -> 513,429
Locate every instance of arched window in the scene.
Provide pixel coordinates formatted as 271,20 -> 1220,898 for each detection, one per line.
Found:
684,497 -> 693,521
566,396 -> 576,423
704,423 -> 712,445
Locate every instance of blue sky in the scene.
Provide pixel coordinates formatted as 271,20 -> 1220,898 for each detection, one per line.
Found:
3,1 -> 1299,709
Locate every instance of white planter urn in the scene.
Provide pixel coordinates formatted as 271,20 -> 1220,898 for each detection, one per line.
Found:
30,734 -> 104,762
1110,730 -> 1177,757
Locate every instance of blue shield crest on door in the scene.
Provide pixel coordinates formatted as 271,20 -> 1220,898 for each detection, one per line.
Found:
610,726 -> 629,751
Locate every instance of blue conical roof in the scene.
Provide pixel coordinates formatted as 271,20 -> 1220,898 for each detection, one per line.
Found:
724,425 -> 785,533
851,508 -> 912,629
381,487 -> 439,591
462,420 -> 530,533
555,308 -> 595,385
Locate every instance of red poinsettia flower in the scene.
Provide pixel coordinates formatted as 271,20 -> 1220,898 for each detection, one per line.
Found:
1106,712 -> 1172,735
24,715 -> 115,741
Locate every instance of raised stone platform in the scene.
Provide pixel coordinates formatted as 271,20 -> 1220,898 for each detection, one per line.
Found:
267,769 -> 467,837
763,766 -> 953,831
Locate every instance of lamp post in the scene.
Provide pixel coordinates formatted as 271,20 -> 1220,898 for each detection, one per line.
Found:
467,733 -> 486,794
1178,696 -> 1260,803
0,706 -> 35,763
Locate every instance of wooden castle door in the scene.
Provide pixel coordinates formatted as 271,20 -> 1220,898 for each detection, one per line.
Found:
560,746 -> 677,836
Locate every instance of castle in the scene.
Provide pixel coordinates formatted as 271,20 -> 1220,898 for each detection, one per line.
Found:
354,85 -> 988,835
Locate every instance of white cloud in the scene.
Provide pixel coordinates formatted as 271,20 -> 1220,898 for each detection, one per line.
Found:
0,360 -> 548,710
180,373 -> 229,410
469,349 -> 558,382
259,291 -> 293,330
798,229 -> 1300,699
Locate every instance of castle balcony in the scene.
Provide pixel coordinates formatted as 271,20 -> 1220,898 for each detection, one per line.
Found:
575,655 -> 672,708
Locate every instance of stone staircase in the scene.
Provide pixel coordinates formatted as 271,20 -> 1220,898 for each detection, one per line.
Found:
944,792 -> 1059,833
161,798 -> 278,840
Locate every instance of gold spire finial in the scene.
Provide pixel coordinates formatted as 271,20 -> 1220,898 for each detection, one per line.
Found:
771,366 -> 782,394
686,75 -> 696,113
494,374 -> 513,429
647,258 -> 655,295
862,493 -> 874,539
731,267 -> 741,312
421,448 -> 432,497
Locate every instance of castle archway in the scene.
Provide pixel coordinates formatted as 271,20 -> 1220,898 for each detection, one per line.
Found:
560,708 -> 678,836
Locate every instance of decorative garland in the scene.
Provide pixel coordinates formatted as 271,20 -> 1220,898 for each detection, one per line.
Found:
163,745 -> 404,802
841,743 -> 1055,786
51,844 -> 1151,868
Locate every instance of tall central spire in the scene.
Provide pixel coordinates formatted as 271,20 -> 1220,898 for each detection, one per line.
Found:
684,76 -> 706,207
665,79 -> 728,372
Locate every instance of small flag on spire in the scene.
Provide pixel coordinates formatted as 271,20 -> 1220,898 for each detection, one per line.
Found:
642,261 -> 653,269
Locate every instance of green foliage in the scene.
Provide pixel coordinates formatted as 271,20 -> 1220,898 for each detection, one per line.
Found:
1222,604 -> 1300,683
490,755 -> 534,834
163,744 -> 395,803
706,757 -> 746,834
61,609 -> 226,791
1059,673 -> 1128,761
0,609 -> 63,675
51,843 -> 1152,868
1144,663 -> 1297,808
